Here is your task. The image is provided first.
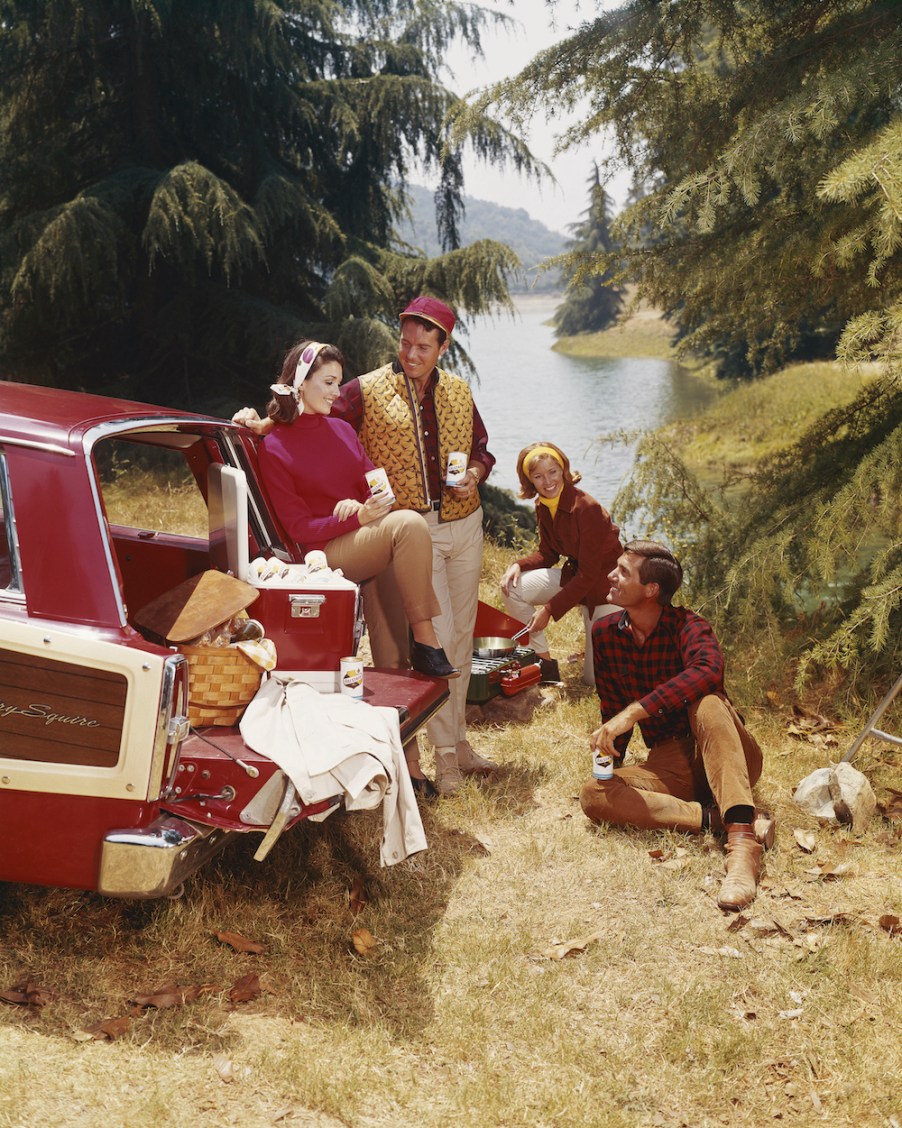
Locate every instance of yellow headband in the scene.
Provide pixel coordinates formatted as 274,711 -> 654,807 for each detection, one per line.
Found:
523,446 -> 565,475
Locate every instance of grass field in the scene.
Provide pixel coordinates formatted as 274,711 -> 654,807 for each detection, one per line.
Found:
552,294 -> 682,362
0,540 -> 899,1128
1,331 -> 899,1126
658,360 -> 884,471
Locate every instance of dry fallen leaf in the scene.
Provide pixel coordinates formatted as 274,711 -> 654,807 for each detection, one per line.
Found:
214,1054 -> 236,1083
351,928 -> 379,957
879,914 -> 900,937
747,918 -> 794,939
794,932 -> 826,954
228,972 -> 262,1005
216,930 -> 266,954
793,829 -> 818,853
348,876 -> 369,916
788,704 -> 837,734
0,981 -> 54,1007
877,789 -> 902,820
132,983 -> 218,1009
0,989 -> 30,1007
540,932 -> 602,960
85,1015 -> 132,1041
697,945 -> 743,959
132,988 -> 184,1009
801,913 -> 858,928
802,861 -> 852,881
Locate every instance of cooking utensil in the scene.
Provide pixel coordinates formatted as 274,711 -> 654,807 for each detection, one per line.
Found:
472,626 -> 530,660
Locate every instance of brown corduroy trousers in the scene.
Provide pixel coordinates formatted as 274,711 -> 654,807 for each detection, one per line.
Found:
580,694 -> 762,831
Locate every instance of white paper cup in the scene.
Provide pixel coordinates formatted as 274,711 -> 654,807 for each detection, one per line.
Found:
340,656 -> 364,698
592,750 -> 614,780
365,467 -> 396,505
304,550 -> 328,573
445,451 -> 468,486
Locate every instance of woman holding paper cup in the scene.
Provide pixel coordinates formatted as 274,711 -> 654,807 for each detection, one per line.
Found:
500,442 -> 623,686
249,339 -> 458,682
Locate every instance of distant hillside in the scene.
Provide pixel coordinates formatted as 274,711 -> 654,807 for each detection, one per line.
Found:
399,184 -> 564,293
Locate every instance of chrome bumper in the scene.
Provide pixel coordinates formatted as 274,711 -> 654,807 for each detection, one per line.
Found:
98,814 -> 231,899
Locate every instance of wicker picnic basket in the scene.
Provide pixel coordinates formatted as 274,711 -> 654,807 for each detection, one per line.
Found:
179,643 -> 263,727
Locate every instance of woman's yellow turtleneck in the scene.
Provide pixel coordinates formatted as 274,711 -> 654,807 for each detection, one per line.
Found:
537,490 -> 562,521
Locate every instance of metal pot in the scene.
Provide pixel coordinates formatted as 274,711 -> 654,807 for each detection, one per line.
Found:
472,626 -> 530,660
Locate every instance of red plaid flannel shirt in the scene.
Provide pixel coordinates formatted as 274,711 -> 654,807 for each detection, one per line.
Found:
592,604 -> 727,754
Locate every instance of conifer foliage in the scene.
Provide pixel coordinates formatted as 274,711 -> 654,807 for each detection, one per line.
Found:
455,0 -> 902,696
553,165 -> 622,337
0,0 -> 532,409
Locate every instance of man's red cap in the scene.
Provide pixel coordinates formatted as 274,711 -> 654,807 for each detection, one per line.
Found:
399,296 -> 456,337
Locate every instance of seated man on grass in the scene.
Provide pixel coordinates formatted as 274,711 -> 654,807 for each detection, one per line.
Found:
580,540 -> 774,911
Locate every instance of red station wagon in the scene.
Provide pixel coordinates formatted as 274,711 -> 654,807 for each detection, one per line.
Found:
0,383 -> 447,898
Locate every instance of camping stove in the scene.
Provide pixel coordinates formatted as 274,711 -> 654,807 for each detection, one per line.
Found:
467,646 -> 537,704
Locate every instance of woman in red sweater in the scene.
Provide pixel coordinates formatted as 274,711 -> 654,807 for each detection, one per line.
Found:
255,339 -> 457,683
500,442 -> 623,685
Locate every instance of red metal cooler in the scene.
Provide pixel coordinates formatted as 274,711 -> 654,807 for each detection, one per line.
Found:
208,464 -> 361,688
250,579 -> 360,677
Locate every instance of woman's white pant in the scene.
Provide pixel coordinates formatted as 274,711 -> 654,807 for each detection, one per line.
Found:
502,567 -> 618,686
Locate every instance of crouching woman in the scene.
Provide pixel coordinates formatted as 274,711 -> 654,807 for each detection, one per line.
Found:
500,442 -> 622,685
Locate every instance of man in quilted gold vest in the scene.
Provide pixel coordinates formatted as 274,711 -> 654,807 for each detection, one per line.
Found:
335,297 -> 497,795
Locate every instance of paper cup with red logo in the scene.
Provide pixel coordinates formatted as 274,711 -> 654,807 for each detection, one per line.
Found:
445,451 -> 468,486
340,656 -> 364,698
365,467 -> 395,505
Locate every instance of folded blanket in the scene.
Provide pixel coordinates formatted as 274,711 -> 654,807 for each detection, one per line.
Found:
239,676 -> 427,866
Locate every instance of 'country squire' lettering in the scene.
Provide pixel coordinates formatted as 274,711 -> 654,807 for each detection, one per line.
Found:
0,701 -> 100,728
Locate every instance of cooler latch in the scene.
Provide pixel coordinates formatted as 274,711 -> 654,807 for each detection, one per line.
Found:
289,593 -> 326,618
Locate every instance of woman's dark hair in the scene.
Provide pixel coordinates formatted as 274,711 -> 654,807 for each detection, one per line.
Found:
623,539 -> 683,605
515,441 -> 581,499
266,341 -> 345,424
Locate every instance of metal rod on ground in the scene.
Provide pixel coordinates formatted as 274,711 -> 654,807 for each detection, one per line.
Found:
842,671 -> 902,763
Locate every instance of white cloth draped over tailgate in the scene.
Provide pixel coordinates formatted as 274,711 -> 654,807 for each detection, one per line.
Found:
239,676 -> 427,866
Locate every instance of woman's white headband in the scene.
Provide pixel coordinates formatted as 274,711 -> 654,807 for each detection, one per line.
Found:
270,341 -> 328,400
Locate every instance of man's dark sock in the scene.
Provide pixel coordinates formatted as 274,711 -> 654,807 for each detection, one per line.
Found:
724,804 -> 754,825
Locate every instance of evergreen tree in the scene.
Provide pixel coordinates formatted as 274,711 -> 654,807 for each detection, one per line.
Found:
553,164 -> 622,337
0,0 -> 538,410
452,0 -> 902,696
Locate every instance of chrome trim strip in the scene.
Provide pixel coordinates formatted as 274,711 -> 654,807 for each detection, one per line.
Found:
81,416 -> 226,629
149,654 -> 188,800
0,455 -> 23,593
0,436 -> 75,457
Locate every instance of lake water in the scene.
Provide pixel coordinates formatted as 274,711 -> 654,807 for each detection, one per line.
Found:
462,296 -> 716,510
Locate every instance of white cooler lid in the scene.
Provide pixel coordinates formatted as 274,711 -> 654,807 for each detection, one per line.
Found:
208,464 -> 356,591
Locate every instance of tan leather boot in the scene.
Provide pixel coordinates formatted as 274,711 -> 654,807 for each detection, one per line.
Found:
717,824 -> 763,911
705,807 -> 776,848
456,740 -> 498,777
434,748 -> 464,796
